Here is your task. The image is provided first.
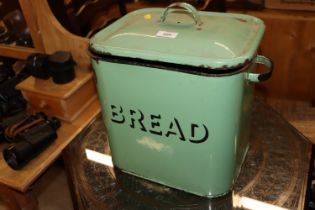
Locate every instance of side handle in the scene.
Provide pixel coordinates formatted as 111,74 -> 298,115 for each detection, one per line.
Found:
247,55 -> 273,83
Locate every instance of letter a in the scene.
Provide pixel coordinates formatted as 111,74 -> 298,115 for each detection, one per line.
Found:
165,118 -> 186,141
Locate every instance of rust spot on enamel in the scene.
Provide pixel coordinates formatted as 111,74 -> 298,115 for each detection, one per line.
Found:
234,18 -> 247,23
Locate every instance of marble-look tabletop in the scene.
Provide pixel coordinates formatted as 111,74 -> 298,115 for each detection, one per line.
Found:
64,99 -> 313,210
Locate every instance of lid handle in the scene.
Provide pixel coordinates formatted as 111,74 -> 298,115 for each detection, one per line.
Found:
161,2 -> 202,25
247,55 -> 273,83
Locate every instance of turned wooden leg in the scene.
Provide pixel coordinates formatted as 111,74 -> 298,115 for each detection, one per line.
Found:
0,184 -> 38,210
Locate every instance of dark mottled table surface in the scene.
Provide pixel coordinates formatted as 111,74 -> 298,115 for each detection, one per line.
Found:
63,99 -> 313,210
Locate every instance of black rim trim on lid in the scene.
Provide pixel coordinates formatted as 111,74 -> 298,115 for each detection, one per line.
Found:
89,48 -> 251,77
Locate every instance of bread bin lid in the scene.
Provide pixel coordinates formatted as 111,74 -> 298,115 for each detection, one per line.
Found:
90,3 -> 265,70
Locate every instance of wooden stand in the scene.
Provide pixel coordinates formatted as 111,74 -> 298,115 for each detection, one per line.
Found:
0,1 -> 99,209
16,71 -> 97,122
0,0 -> 90,69
0,99 -> 100,210
0,184 -> 38,210
23,0 -> 91,70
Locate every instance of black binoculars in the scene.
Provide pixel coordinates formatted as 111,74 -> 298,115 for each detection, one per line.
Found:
0,65 -> 28,118
1,112 -> 60,170
26,51 -> 76,84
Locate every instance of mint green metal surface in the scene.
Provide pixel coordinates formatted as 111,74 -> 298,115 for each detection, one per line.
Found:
92,59 -> 257,197
90,3 -> 272,198
90,5 -> 265,69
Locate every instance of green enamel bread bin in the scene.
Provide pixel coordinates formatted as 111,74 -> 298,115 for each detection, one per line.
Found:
89,2 -> 272,197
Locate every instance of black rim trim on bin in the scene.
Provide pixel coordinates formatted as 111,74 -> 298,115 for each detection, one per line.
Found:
89,48 -> 251,77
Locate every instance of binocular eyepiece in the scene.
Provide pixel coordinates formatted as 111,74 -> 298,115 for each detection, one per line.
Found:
26,51 -> 76,84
